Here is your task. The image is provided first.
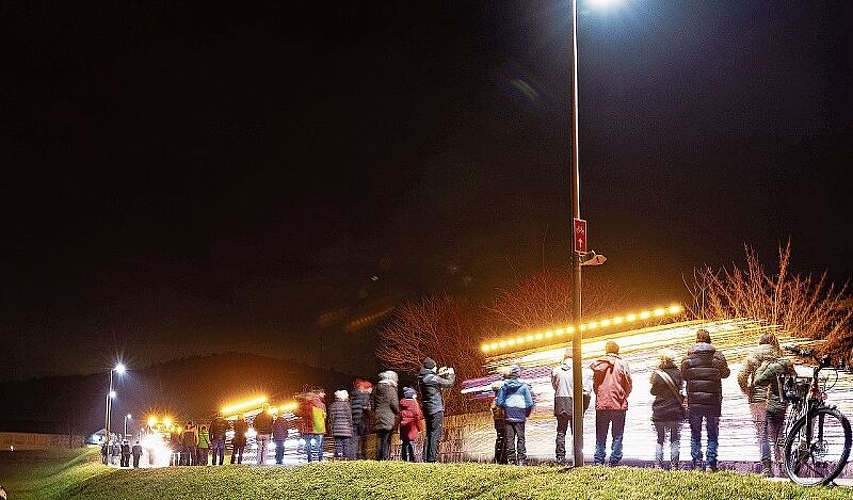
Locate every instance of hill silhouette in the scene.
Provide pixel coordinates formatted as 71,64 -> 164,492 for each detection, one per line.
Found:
0,352 -> 357,437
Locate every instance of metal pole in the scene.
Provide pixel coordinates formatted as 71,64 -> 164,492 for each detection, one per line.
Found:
570,0 -> 585,468
105,369 -> 113,456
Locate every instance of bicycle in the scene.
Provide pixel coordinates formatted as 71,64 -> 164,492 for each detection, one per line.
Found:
780,346 -> 852,486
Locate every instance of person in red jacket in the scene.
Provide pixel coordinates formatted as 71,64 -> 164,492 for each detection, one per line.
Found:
590,340 -> 633,466
399,387 -> 424,462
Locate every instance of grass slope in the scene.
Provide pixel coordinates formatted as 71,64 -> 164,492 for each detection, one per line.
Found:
0,449 -> 847,500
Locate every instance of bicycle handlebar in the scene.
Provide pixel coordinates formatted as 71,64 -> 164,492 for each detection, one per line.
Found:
783,345 -> 835,369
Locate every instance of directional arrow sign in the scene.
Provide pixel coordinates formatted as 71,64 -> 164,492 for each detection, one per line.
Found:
574,218 -> 587,254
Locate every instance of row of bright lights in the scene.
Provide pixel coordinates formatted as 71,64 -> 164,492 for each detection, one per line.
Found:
480,305 -> 684,354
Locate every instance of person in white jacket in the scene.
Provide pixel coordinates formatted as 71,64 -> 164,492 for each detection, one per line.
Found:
551,349 -> 592,464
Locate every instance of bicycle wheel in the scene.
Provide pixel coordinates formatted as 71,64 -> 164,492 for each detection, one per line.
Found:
784,407 -> 852,486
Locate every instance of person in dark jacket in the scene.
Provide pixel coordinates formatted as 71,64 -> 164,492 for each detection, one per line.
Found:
349,379 -> 373,459
739,332 -> 796,477
253,404 -> 274,465
681,328 -> 730,471
418,357 -> 455,463
372,371 -> 400,460
120,440 -> 131,467
271,412 -> 289,465
496,365 -> 534,465
208,413 -> 229,466
230,415 -> 248,464
131,440 -> 144,468
328,390 -> 354,460
590,341 -> 633,466
650,349 -> 685,470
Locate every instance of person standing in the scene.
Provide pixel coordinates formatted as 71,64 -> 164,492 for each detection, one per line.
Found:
681,328 -> 730,472
208,413 -> 228,466
297,388 -> 327,462
349,379 -> 373,460
418,357 -> 455,463
650,349 -> 685,470
372,371 -> 400,461
490,380 -> 507,464
180,421 -> 198,466
327,390 -> 354,460
399,387 -> 424,462
551,350 -> 592,465
131,440 -> 144,468
271,411 -> 289,465
120,440 -> 131,467
230,415 -> 248,464
196,424 -> 210,466
496,365 -> 535,465
253,404 -> 274,465
590,340 -> 633,466
739,332 -> 795,477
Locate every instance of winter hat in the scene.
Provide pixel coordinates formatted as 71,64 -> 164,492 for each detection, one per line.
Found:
509,365 -> 521,377
334,389 -> 349,401
423,357 -> 437,370
403,387 -> 417,399
605,340 -> 620,354
379,370 -> 399,383
696,329 -> 712,343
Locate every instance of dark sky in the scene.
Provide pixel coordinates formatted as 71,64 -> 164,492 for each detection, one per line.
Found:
2,1 -> 851,381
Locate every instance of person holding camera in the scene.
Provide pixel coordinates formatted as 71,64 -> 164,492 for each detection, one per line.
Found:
418,357 -> 455,463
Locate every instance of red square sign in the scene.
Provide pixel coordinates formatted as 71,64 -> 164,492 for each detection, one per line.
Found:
573,218 -> 587,253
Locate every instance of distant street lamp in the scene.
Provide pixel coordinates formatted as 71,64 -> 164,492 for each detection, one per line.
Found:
124,414 -> 132,438
103,363 -> 126,453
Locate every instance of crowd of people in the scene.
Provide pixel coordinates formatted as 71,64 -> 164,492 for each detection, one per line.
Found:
487,327 -> 792,476
97,331 -> 799,474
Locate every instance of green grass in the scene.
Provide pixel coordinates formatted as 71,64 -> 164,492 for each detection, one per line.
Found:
0,448 -> 848,500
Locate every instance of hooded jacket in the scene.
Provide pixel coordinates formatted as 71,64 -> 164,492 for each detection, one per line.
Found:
681,342 -> 730,415
371,375 -> 400,432
753,352 -> 796,414
590,353 -> 633,411
738,343 -> 781,404
399,397 -> 425,440
495,377 -> 534,423
551,360 -> 593,416
327,399 -> 354,438
418,368 -> 455,415
296,394 -> 327,435
650,363 -> 685,422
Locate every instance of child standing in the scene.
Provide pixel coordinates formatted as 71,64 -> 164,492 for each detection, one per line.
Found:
399,387 -> 424,462
328,390 -> 354,460
490,380 -> 507,464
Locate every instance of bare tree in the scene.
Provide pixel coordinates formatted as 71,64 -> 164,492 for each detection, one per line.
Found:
686,241 -> 852,355
377,294 -> 484,413
482,270 -> 631,335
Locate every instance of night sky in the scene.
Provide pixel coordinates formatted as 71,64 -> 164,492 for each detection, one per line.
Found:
2,1 -> 851,381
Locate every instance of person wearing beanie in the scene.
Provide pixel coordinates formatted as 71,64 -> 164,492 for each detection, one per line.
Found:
418,356 -> 455,462
681,328 -> 730,471
399,386 -> 424,461
590,340 -> 633,466
327,389 -> 354,460
738,332 -> 795,476
372,370 -> 400,460
495,365 -> 534,465
551,348 -> 593,464
296,389 -> 327,463
271,410 -> 289,465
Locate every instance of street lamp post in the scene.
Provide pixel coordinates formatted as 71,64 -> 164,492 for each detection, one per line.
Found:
103,363 -> 125,456
124,414 -> 132,439
569,0 -> 584,468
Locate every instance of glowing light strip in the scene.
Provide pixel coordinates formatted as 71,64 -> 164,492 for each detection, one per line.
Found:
221,396 -> 268,415
480,304 -> 683,354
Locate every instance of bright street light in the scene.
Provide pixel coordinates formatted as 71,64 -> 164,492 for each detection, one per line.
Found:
124,414 -> 132,438
103,362 -> 127,460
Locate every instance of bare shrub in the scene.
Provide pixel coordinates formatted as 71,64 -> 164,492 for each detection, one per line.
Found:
686,241 -> 852,356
